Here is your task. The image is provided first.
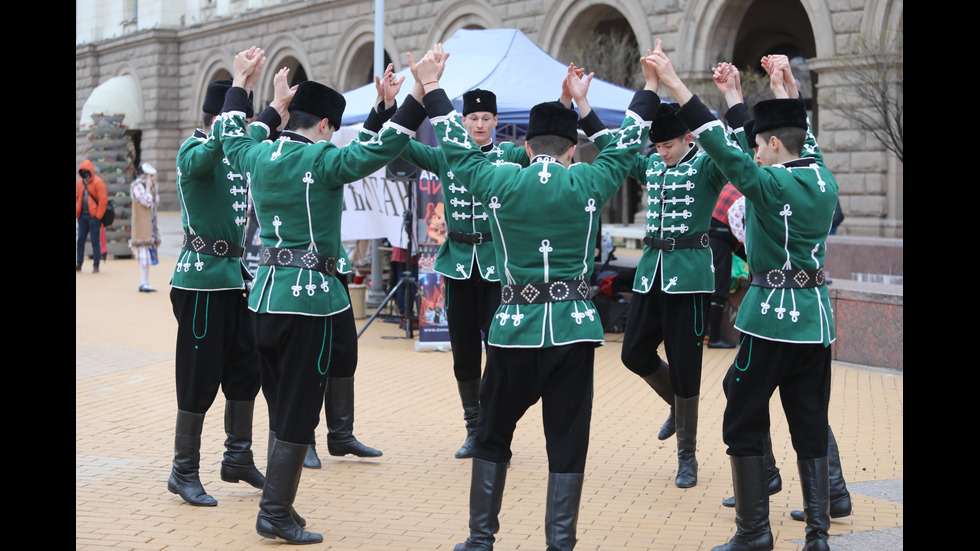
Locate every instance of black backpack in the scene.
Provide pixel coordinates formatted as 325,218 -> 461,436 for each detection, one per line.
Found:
86,182 -> 115,227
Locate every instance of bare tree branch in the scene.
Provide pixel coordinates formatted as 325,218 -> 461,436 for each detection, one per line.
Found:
822,30 -> 903,162
566,31 -> 642,90
688,68 -> 773,125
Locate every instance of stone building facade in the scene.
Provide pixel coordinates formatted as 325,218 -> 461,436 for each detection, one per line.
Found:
76,0 -> 903,237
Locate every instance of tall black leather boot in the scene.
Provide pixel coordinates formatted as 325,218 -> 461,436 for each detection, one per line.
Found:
454,458 -> 508,551
723,432 -> 781,507
167,409 -> 217,506
303,434 -> 321,469
268,431 -> 306,528
711,456 -> 774,551
256,439 -> 322,544
326,377 -> 382,457
220,400 -> 265,488
796,457 -> 831,551
455,378 -> 481,459
707,302 -> 737,348
640,360 -> 675,440
791,426 -> 851,521
674,395 -> 699,488
544,472 -> 584,551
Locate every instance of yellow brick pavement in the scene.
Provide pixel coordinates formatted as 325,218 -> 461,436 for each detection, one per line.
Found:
76,250 -> 902,550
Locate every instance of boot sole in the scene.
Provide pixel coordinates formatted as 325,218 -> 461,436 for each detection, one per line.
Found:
790,508 -> 852,521
257,529 -> 323,544
220,465 -> 266,488
220,474 -> 265,488
328,447 -> 382,457
167,482 -> 217,506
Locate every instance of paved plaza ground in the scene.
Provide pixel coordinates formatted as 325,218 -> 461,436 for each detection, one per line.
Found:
76,213 -> 902,550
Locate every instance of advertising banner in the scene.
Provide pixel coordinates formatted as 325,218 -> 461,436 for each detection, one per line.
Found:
414,170 -> 450,345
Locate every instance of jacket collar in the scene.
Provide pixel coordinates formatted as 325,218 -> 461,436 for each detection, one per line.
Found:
659,144 -> 700,174
279,130 -> 314,144
778,157 -> 818,169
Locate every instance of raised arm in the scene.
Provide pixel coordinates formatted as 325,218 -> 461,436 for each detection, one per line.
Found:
565,64 -> 594,119
642,39 -> 663,93
375,62 -> 405,111
761,54 -> 799,100
233,46 -> 266,94
413,43 -> 450,97
646,42 -> 693,105
712,61 -> 744,108
560,64 -> 586,108
269,66 -> 296,131
406,52 -> 426,104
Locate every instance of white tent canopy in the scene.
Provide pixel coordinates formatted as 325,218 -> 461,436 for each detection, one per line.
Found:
79,74 -> 143,131
341,28 -> 637,129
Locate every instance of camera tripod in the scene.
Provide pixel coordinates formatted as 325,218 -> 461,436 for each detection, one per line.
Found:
357,264 -> 417,339
357,177 -> 419,340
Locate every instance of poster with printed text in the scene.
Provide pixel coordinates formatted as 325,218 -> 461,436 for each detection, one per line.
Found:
415,170 -> 450,344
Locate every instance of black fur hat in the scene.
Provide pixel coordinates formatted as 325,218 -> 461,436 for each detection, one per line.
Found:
649,102 -> 688,143
203,79 -> 254,117
744,119 -> 758,148
752,99 -> 807,135
289,81 -> 346,129
526,101 -> 578,144
463,89 -> 497,116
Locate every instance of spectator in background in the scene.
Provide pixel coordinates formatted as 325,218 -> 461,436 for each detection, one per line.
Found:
76,159 -> 108,273
130,162 -> 161,292
706,183 -> 746,349
830,200 -> 844,235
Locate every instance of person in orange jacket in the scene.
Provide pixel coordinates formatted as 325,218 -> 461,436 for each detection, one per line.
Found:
76,159 -> 108,273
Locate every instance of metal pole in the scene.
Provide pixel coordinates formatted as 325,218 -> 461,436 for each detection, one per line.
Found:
367,0 -> 387,308
374,0 -> 384,74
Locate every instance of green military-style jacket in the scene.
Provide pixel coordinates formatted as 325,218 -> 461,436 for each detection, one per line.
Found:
399,140 -> 529,282
582,106 -> 748,295
170,119 -> 273,291
422,89 -> 661,347
215,87 -> 426,316
679,96 -> 837,346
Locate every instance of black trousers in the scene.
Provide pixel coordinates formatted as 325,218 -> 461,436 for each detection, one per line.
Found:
474,343 -> 594,474
709,219 -> 746,307
620,279 -> 708,399
255,308 -> 357,445
722,336 -> 831,459
445,272 -> 501,382
327,277 -> 357,379
170,287 -> 261,413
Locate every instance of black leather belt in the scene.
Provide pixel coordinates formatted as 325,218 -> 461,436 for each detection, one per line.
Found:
501,280 -> 591,305
260,247 -> 337,276
449,230 -> 492,245
643,232 -> 709,252
750,268 -> 825,289
182,233 -> 245,258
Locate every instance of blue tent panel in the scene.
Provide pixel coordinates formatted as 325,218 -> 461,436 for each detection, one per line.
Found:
341,28 -> 636,129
